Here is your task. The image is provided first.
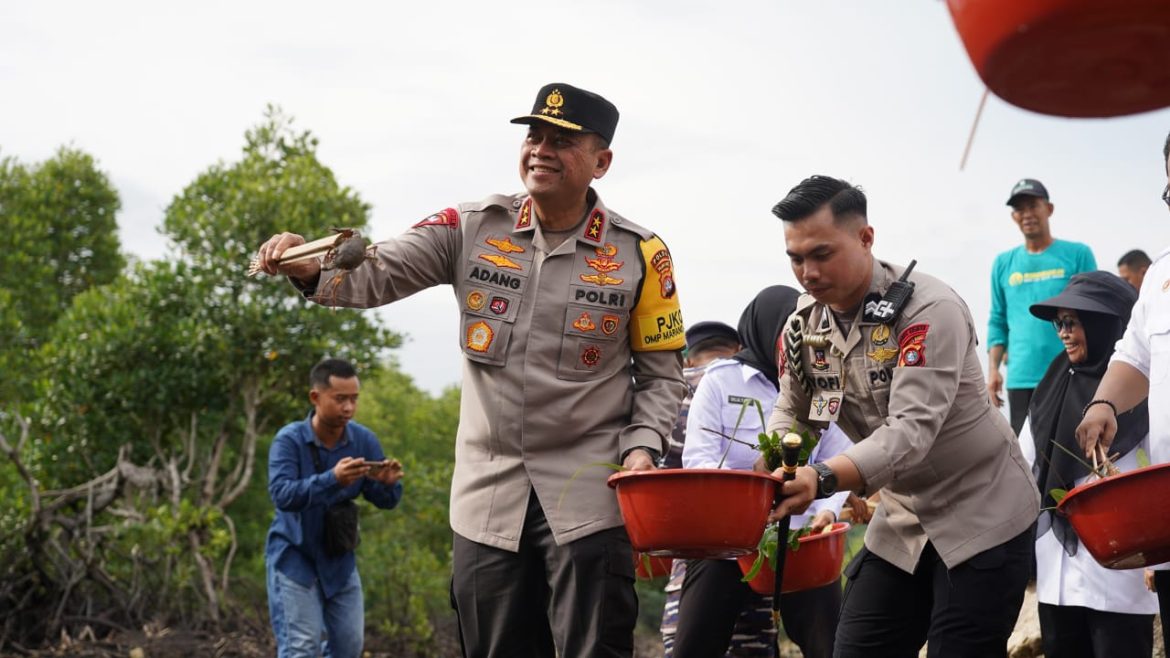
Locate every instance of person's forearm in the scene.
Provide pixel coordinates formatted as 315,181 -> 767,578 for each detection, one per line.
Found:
1091,361 -> 1150,415
825,455 -> 864,494
988,344 -> 1005,372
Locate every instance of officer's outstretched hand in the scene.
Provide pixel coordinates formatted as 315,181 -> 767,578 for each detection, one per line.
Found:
768,465 -> 816,522
257,232 -> 321,282
622,448 -> 657,472
1075,405 -> 1117,459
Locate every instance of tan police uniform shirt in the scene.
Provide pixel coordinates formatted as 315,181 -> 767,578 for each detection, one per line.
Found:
301,190 -> 687,551
767,259 -> 1039,572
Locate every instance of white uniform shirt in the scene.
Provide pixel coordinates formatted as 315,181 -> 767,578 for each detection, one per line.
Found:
1020,420 -> 1156,613
683,358 -> 849,527
1113,246 -> 1170,465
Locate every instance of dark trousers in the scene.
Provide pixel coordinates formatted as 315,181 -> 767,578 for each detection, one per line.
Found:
834,527 -> 1032,658
450,489 -> 637,658
674,558 -> 839,658
1007,388 -> 1033,436
1155,571 -> 1170,653
1037,602 -> 1153,657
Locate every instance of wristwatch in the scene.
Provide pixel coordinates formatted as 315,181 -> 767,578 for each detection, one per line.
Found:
810,462 -> 838,499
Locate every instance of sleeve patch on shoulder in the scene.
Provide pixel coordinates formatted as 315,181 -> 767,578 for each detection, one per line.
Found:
413,207 -> 459,229
631,235 -> 685,352
896,323 -> 929,367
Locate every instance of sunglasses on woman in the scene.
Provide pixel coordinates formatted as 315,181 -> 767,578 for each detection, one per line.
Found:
1052,317 -> 1080,332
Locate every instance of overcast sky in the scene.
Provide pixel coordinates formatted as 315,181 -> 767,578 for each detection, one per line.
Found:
4,1 -> 1170,395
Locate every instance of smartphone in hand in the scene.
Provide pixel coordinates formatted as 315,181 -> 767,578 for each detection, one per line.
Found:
366,460 -> 388,474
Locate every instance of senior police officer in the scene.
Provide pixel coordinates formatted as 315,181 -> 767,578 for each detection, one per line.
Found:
255,83 -> 687,658
764,175 -> 1039,657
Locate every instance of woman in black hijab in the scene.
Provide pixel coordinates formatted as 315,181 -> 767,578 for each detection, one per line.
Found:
1023,270 -> 1154,658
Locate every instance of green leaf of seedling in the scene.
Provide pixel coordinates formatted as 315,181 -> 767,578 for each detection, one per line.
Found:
1138,448 -> 1150,469
1049,488 -> 1068,504
557,461 -> 623,511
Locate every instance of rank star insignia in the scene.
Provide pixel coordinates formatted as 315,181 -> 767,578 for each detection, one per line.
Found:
479,253 -> 523,270
582,210 -> 605,243
572,312 -> 597,332
540,89 -> 565,116
601,314 -> 619,336
467,321 -> 494,353
870,324 -> 891,345
580,272 -> 624,286
467,291 -> 486,311
486,236 -> 526,254
515,199 -> 533,229
867,346 -> 898,363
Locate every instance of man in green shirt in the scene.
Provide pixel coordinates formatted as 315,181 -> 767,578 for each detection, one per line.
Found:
987,178 -> 1097,434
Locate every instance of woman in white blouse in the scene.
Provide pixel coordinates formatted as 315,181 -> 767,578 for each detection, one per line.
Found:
1021,271 -> 1155,657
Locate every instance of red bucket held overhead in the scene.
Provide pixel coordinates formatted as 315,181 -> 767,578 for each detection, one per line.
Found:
1058,462 -> 1170,569
946,0 -> 1170,117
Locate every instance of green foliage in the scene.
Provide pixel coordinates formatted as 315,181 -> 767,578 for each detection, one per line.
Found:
0,148 -> 123,405
1138,448 -> 1150,469
1049,488 -> 1068,504
740,519 -> 815,583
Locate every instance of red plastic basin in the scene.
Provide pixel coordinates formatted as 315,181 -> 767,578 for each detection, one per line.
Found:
737,522 -> 851,595
608,469 -> 781,559
1058,462 -> 1170,569
946,0 -> 1170,117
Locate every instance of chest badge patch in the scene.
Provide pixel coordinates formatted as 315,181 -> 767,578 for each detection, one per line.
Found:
486,236 -> 526,254
489,296 -> 509,315
585,243 -> 624,273
601,314 -> 620,336
870,324 -> 891,345
573,312 -> 597,332
479,253 -> 523,270
867,346 -> 898,364
580,272 -> 624,286
897,323 -> 930,367
467,321 -> 494,353
809,391 -> 843,422
812,348 -> 830,371
467,290 -> 486,311
580,344 -> 603,368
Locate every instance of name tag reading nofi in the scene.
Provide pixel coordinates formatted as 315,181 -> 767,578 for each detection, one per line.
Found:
809,390 -> 844,422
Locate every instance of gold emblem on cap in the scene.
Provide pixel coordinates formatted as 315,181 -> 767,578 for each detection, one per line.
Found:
540,89 -> 564,117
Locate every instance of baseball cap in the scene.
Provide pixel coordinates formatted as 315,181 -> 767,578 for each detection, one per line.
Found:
1006,178 -> 1050,206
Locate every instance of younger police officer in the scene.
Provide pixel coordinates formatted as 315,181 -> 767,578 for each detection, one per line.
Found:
256,84 -> 687,658
765,176 -> 1039,657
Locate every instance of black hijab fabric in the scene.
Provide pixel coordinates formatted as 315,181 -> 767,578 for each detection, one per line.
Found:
733,285 -> 801,387
1028,274 -> 1147,555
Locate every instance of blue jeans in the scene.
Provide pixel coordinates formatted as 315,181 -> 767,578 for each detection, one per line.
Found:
267,566 -> 364,658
